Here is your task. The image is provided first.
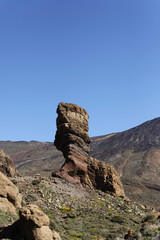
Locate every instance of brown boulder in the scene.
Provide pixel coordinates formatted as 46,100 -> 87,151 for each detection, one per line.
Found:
53,102 -> 125,197
0,171 -> 22,214
19,204 -> 61,240
0,149 -> 18,177
20,204 -> 50,227
33,227 -> 58,240
86,157 -> 125,197
0,198 -> 16,214
0,204 -> 61,240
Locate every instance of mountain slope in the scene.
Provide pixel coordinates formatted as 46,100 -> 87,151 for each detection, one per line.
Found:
90,117 -> 160,207
91,117 -> 160,156
0,141 -> 65,176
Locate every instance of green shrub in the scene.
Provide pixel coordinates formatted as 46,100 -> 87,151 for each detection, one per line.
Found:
110,215 -> 126,224
32,179 -> 40,185
67,212 -> 75,218
144,228 -> 159,237
0,209 -> 18,227
11,179 -> 17,185
27,194 -> 37,202
142,213 -> 157,223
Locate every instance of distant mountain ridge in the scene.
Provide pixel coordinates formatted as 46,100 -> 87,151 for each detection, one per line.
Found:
1,117 -> 160,207
90,117 -> 160,207
91,117 -> 160,155
0,141 -> 65,176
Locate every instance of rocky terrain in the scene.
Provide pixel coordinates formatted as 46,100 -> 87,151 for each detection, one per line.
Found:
1,174 -> 160,239
52,102 -> 125,197
0,103 -> 160,239
0,145 -> 60,239
2,117 -> 160,208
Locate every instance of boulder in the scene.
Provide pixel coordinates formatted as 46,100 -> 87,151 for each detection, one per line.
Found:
0,149 -> 18,177
86,157 -> 125,197
19,204 -> 61,240
53,102 -> 125,197
0,198 -> 16,214
52,230 -> 62,240
20,204 -> 49,228
0,171 -> 22,214
0,204 -> 61,240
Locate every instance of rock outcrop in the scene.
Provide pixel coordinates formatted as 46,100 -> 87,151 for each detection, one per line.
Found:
0,171 -> 22,214
54,102 -> 90,158
0,149 -> 18,177
53,102 -> 90,185
53,102 -> 125,197
19,204 -> 61,240
0,204 -> 61,240
86,157 -> 125,197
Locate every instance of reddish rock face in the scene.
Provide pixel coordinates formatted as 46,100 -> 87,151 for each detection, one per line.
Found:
53,102 -> 90,185
53,102 -> 125,197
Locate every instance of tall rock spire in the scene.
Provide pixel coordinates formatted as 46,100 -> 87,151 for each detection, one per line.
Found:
54,102 -> 91,158
53,102 -> 125,197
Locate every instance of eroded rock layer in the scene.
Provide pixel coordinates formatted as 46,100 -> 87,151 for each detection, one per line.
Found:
54,102 -> 90,158
53,102 -> 125,197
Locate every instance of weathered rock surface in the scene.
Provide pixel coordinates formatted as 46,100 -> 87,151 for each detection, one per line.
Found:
0,171 -> 22,214
86,157 -> 125,197
0,149 -> 18,177
54,102 -> 90,158
53,102 -> 90,185
53,102 -> 125,197
19,204 -> 61,240
0,204 -> 61,240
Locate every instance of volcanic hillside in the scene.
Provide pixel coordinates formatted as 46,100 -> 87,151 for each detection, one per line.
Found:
0,141 -> 65,176
90,117 -> 160,207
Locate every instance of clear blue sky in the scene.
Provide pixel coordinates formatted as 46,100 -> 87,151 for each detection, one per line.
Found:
0,0 -> 160,141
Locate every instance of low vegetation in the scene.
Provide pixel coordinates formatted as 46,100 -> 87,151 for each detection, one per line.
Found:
5,176 -> 159,240
0,209 -> 18,227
